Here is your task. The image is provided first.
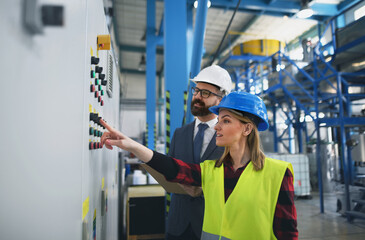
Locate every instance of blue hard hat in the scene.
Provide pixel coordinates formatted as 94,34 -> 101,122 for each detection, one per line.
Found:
209,91 -> 269,131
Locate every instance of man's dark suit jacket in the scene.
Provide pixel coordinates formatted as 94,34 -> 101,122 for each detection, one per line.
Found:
166,120 -> 224,238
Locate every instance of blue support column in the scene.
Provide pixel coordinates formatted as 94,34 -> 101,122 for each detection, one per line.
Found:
164,0 -> 189,137
288,112 -> 294,153
146,0 -> 157,150
186,5 -> 194,125
337,73 -> 351,217
186,0 -> 209,124
297,109 -> 303,153
272,103 -> 278,152
314,57 -> 324,213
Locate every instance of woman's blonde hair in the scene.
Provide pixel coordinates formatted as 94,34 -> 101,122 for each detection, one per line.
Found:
215,111 -> 265,171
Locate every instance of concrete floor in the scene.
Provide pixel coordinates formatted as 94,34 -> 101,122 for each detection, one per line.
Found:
296,192 -> 365,239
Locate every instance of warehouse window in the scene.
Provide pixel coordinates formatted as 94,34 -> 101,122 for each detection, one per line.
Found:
354,5 -> 365,20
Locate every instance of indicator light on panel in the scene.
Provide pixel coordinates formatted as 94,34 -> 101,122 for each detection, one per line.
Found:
90,84 -> 95,92
97,35 -> 111,50
95,79 -> 100,85
89,127 -> 94,135
91,56 -> 99,65
95,66 -> 103,73
101,100 -> 104,106
95,91 -> 99,98
98,85 -> 102,91
98,96 -> 101,103
89,142 -> 94,150
100,90 -> 104,96
90,70 -> 95,78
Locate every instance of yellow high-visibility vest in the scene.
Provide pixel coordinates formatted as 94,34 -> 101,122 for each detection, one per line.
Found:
200,158 -> 293,240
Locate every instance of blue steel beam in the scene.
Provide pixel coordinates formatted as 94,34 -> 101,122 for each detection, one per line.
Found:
187,0 -> 209,124
164,0 -> 189,139
119,44 -> 164,54
120,68 -> 147,75
186,0 -> 339,18
146,0 -> 157,150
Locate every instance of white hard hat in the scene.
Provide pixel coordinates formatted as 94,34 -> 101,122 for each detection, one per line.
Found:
191,65 -> 232,95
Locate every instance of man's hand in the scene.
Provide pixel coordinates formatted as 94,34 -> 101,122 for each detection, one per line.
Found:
178,184 -> 203,197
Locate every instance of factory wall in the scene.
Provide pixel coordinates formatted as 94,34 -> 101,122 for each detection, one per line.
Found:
0,0 -> 120,239
120,73 -> 165,141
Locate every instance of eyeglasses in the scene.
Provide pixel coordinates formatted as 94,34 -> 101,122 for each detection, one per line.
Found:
191,87 -> 222,98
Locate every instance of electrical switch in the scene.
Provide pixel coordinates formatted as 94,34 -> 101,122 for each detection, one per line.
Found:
90,70 -> 95,78
89,113 -> 98,122
91,56 -> 99,65
95,66 -> 103,73
101,80 -> 107,86
95,116 -> 102,125
99,74 -> 105,80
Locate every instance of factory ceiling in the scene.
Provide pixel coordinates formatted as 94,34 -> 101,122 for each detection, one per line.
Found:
113,0 -> 361,75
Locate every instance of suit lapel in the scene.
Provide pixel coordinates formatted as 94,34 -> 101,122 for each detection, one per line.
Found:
186,120 -> 195,163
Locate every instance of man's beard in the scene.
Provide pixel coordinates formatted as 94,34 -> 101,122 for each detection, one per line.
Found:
191,99 -> 212,116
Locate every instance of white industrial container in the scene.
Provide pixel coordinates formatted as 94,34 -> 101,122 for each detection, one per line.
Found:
266,153 -> 311,196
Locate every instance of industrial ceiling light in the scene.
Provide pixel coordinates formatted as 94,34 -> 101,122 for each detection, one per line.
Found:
138,54 -> 146,71
297,0 -> 314,19
194,0 -> 211,8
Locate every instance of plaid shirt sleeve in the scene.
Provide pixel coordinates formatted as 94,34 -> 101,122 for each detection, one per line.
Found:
169,158 -> 202,186
147,151 -> 201,186
273,169 -> 298,240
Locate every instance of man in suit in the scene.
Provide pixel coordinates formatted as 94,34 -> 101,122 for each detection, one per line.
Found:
166,65 -> 232,240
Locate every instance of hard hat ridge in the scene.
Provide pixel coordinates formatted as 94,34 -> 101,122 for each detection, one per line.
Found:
209,91 -> 269,131
191,65 -> 232,95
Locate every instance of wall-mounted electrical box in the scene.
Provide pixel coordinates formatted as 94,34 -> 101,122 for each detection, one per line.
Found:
97,34 -> 111,50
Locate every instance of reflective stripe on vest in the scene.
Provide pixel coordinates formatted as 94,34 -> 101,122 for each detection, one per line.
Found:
200,158 -> 293,240
201,231 -> 231,240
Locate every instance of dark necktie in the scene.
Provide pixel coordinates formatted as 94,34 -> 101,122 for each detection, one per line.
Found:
193,123 -> 209,163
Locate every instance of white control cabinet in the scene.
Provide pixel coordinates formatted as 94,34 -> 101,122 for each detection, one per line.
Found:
0,1 -> 120,239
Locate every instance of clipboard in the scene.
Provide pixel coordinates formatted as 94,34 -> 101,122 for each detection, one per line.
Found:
141,163 -> 188,195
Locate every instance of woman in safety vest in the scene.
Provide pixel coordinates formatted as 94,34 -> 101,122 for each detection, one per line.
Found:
100,91 -> 298,240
